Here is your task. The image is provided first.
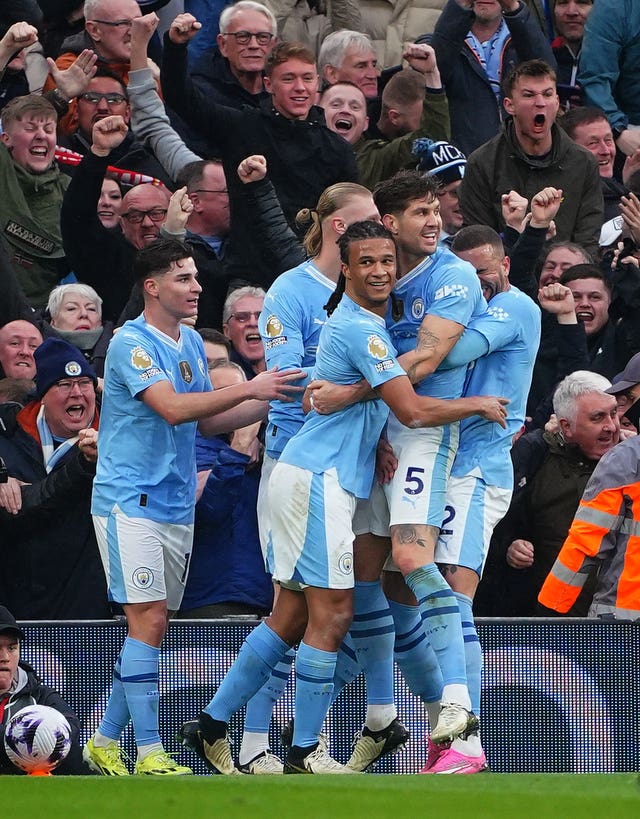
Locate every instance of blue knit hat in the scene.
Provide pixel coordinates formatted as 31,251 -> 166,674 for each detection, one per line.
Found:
413,138 -> 467,185
34,338 -> 97,399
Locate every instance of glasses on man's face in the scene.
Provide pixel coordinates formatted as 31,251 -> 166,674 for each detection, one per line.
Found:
91,18 -> 134,28
222,30 -> 274,45
79,92 -> 128,105
121,208 -> 167,224
54,377 -> 94,394
229,311 -> 261,324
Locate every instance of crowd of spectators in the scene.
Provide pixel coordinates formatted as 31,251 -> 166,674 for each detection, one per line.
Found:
1,0 -> 640,625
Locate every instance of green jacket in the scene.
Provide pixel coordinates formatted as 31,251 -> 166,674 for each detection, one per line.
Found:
459,120 -> 603,258
355,88 -> 450,191
0,144 -> 70,307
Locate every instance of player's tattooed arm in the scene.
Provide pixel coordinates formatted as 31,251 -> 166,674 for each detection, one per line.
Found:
398,316 -> 464,385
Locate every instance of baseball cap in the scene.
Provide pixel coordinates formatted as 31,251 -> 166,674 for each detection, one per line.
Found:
605,352 -> 640,395
599,215 -> 624,247
0,605 -> 25,639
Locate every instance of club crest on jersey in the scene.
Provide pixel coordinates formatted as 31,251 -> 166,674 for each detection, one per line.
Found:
337,553 -> 353,575
411,298 -> 425,319
368,334 -> 389,359
179,361 -> 193,383
132,567 -> 154,589
64,361 -> 82,376
131,346 -> 153,369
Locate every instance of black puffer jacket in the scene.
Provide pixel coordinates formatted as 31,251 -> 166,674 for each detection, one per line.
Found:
0,662 -> 87,775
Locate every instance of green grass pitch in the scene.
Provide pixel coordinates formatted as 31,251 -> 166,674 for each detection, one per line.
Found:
2,774 -> 639,819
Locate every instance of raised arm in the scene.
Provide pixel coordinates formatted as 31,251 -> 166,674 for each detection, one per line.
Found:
161,14 -> 238,146
502,0 -> 556,68
128,14 -> 201,181
236,155 -> 305,273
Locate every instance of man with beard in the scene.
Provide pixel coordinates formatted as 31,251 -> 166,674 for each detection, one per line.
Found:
459,60 -> 603,256
57,70 -> 171,186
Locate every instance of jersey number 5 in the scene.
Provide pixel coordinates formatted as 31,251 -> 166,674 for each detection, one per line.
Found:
404,466 -> 425,495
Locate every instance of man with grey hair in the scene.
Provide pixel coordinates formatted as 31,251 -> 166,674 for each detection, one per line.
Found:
223,286 -> 266,378
45,0 -> 144,93
191,1 -> 277,105
158,2 -> 278,157
319,29 -> 379,99
477,369 -> 621,616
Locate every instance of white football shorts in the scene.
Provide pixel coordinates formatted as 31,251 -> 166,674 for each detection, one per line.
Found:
93,507 -> 193,610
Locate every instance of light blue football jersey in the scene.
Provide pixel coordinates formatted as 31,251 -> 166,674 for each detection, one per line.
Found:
453,286 -> 541,488
279,295 -> 406,499
259,260 -> 335,458
388,245 -> 486,399
92,315 -> 211,524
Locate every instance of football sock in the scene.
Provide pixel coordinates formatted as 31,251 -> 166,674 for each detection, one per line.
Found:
119,637 -> 161,748
365,703 -> 397,732
239,649 -> 294,765
405,564 -> 471,709
238,732 -> 268,766
136,741 -> 162,761
97,649 -> 130,742
292,642 -> 337,749
205,622 -> 289,724
331,632 -> 361,703
454,591 -> 482,714
388,599 -> 443,703
452,733 -> 483,756
351,581 -> 396,708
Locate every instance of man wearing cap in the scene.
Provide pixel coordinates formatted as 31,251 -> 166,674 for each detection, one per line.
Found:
414,138 -> 467,244
0,605 -> 89,775
0,337 -> 110,620
604,353 -> 640,431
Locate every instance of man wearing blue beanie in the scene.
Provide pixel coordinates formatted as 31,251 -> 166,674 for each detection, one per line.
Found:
0,336 -> 109,620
